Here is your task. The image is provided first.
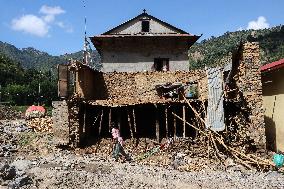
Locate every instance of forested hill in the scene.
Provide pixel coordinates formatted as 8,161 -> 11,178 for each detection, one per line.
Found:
0,41 -> 100,71
189,25 -> 284,69
0,41 -> 65,71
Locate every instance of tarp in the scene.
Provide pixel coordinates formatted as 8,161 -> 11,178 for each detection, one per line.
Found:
25,105 -> 46,119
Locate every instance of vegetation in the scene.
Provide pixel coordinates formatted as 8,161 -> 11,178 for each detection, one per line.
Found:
189,25 -> 284,69
0,54 -> 57,106
0,41 -> 101,71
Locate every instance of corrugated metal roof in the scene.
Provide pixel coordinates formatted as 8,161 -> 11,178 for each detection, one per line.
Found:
261,58 -> 284,72
206,67 -> 225,131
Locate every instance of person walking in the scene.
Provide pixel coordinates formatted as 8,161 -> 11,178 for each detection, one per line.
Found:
111,125 -> 131,161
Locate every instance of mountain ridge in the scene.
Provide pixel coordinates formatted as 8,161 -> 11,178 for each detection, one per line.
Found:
1,25 -> 284,71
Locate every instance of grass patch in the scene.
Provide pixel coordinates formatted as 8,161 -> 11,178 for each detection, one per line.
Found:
12,105 -> 28,113
19,132 -> 38,147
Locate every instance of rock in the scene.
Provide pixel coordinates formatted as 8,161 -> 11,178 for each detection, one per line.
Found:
8,175 -> 33,188
11,160 -> 32,171
0,164 -> 16,180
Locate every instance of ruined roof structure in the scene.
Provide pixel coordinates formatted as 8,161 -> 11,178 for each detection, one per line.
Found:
90,10 -> 201,72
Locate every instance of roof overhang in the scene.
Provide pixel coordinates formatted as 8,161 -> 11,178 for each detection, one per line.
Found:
90,34 -> 201,51
261,58 -> 284,73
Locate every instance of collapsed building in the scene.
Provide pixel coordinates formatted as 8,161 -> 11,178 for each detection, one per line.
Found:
53,11 -> 265,152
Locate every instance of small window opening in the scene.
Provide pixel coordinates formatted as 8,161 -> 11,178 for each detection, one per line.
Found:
142,20 -> 150,32
154,58 -> 169,71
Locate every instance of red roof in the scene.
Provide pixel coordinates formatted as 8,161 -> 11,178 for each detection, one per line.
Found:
261,58 -> 284,72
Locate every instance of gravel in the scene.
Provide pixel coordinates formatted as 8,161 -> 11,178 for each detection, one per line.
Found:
1,119 -> 284,189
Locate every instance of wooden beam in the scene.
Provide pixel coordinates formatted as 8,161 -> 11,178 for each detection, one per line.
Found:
108,108 -> 112,132
127,109 -> 134,139
132,108 -> 137,134
117,108 -> 121,131
99,109 -> 103,136
155,105 -> 160,142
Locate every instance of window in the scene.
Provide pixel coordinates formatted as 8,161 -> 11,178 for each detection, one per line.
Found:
142,20 -> 150,32
154,58 -> 169,71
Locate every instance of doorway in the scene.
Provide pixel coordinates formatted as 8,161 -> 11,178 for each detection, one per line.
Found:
154,58 -> 169,71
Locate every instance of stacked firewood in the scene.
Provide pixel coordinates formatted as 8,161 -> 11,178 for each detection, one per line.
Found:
26,116 -> 53,133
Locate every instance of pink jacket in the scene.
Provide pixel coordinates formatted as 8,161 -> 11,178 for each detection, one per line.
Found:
111,128 -> 124,145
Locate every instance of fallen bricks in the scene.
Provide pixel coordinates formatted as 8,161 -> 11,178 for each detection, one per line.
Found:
26,117 -> 53,133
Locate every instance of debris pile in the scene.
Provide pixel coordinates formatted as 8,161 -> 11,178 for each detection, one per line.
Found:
26,117 -> 53,133
0,106 -> 23,120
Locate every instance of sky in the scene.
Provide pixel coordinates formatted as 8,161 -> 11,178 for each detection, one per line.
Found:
0,0 -> 284,56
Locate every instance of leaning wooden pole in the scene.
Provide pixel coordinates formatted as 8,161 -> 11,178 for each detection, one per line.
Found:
173,107 -> 177,139
183,105 -> 186,138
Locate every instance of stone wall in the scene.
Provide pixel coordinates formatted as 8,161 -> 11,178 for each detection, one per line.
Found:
237,42 -> 265,147
76,70 -> 208,105
52,101 -> 69,146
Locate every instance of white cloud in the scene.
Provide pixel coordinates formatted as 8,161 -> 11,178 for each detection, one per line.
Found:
40,5 -> 65,23
246,16 -> 270,30
11,14 -> 49,37
11,5 -> 71,37
39,5 -> 65,16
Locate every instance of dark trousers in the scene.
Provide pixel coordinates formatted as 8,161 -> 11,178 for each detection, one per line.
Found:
112,142 -> 130,160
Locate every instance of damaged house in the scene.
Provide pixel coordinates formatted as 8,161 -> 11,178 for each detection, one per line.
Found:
53,11 -> 266,153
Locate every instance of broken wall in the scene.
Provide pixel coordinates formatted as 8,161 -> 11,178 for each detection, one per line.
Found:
84,70 -> 208,105
237,42 -> 265,147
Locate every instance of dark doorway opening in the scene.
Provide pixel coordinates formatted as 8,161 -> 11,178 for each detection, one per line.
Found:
154,58 -> 169,71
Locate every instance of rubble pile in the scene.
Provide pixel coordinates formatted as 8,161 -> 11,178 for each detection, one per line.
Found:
0,120 -> 30,158
0,106 -> 23,120
87,70 -> 208,106
26,117 -> 53,133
